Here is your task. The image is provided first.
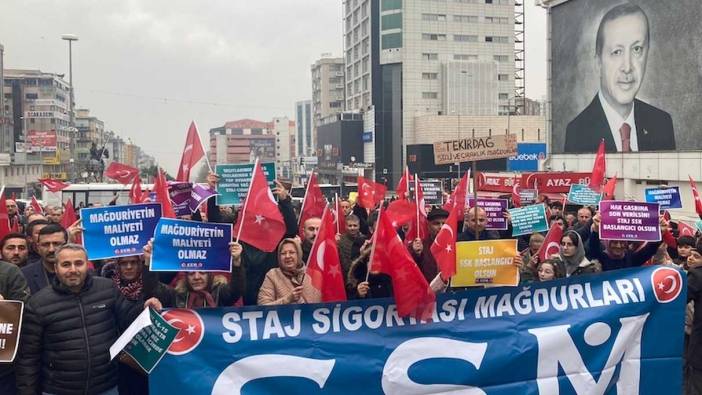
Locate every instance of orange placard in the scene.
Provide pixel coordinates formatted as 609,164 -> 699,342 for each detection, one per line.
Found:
452,239 -> 518,287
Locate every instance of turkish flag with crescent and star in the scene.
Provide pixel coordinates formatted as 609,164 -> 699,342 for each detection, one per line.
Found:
298,172 -> 327,237
370,207 -> 435,320
162,309 -> 205,355
677,221 -> 697,238
356,176 -> 386,209
176,121 -> 206,182
442,170 -> 469,218
233,161 -> 286,252
305,206 -> 346,302
512,177 -> 522,208
537,224 -> 564,262
105,162 -> 140,185
689,175 -> 702,216
430,199 -> 459,280
39,178 -> 70,193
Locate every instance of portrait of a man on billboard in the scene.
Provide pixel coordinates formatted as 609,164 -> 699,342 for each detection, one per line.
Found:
563,3 -> 676,153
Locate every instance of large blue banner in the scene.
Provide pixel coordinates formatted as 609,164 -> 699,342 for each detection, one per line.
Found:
150,218 -> 232,272
81,203 -> 161,260
150,266 -> 685,394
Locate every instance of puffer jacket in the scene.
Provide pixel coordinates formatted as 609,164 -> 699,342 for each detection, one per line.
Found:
16,273 -> 141,395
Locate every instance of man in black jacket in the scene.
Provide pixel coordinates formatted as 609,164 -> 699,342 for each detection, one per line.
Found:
21,224 -> 67,295
0,259 -> 29,395
16,244 -> 151,395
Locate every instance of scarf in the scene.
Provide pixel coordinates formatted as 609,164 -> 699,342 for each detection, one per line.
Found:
112,272 -> 143,301
559,230 -> 587,275
186,290 -> 217,309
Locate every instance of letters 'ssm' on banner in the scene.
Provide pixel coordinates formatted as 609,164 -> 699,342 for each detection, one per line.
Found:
150,265 -> 685,394
151,218 -> 233,272
81,203 -> 162,260
453,239 -> 518,287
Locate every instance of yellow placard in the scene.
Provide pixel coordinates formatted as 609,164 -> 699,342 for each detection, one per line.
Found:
452,239 -> 518,287
348,191 -> 358,205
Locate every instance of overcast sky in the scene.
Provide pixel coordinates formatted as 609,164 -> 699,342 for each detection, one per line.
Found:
0,0 -> 546,174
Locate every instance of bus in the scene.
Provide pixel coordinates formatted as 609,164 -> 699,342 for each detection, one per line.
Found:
43,183 -> 154,208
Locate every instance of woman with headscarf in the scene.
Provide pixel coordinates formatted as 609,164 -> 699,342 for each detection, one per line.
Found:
556,230 -> 601,277
257,238 -> 321,305
141,240 -> 245,309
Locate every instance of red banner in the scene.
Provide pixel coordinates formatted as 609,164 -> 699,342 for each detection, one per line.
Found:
476,173 -> 518,193
27,130 -> 57,152
520,172 -> 591,193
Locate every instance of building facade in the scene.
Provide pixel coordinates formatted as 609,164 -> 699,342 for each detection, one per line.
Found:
272,116 -> 296,180
294,100 -> 313,157
311,55 -> 345,146
208,119 -> 277,166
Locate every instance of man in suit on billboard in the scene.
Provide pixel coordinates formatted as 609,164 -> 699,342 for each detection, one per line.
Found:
564,3 -> 675,153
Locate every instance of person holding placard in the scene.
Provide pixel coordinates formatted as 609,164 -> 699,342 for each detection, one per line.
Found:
587,212 -> 666,271
257,239 -> 320,305
141,240 -> 246,309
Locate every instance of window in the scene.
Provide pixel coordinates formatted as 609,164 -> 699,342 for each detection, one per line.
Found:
422,33 -> 446,41
485,36 -> 509,43
362,57 -> 369,72
493,55 -> 509,62
422,14 -> 446,22
381,0 -> 402,11
422,72 -> 438,80
454,54 -> 478,60
422,92 -> 438,99
362,75 -> 369,89
454,34 -> 477,42
382,13 -> 402,30
499,93 -> 509,100
453,15 -> 478,23
382,32 -> 403,49
485,16 -> 509,24
454,0 -> 478,3
498,74 -> 509,81
422,53 -> 439,60
25,93 -> 38,100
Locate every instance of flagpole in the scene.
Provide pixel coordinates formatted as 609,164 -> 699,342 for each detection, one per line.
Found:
414,174 -> 420,238
235,157 -> 259,243
335,192 -> 340,234
472,161 -> 479,241
193,121 -> 214,174
299,171 -> 313,229
365,204 -> 383,283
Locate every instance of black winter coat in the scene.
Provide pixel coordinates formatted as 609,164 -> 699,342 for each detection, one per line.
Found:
16,274 -> 141,395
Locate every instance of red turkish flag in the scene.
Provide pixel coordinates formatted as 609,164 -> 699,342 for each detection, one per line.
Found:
298,173 -> 327,237
176,121 -> 206,182
443,170 -> 470,218
603,174 -> 618,201
333,197 -> 347,234
233,161 -> 286,252
689,176 -> 702,216
537,224 -> 564,262
395,167 -> 412,199
357,176 -> 386,209
153,169 -> 175,218
430,202 -> 458,280
306,207 -> 347,302
678,221 -> 697,237
370,208 -> 435,320
61,199 -> 82,245
30,196 -> 43,214
39,178 -> 70,193
105,162 -> 140,185
589,140 -> 607,193
129,176 -> 149,204
512,177 -> 522,208
405,176 -> 428,242
0,193 -> 11,240
385,199 -> 416,228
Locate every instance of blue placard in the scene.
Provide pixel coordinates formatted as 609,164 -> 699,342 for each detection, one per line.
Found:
150,266 -> 685,394
507,143 -> 547,171
216,163 -> 276,205
567,184 -> 602,206
150,218 -> 232,272
644,186 -> 682,210
509,203 -> 549,236
81,203 -> 162,260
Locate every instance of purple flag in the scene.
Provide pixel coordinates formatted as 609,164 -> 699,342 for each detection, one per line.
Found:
168,182 -> 193,217
189,183 -> 217,212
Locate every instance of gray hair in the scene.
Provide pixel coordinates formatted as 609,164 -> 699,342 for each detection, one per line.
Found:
55,243 -> 88,260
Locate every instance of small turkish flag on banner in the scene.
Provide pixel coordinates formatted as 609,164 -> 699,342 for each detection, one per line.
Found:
678,221 -> 697,237
589,139 -> 607,193
233,161 -> 286,252
298,173 -> 327,237
39,178 -> 71,193
357,176 -> 386,209
370,207 -> 435,320
306,207 -> 347,302
689,175 -> 702,216
443,170 -> 470,218
61,199 -> 82,244
30,196 -> 43,214
0,192 -> 11,240
537,224 -> 564,262
430,201 -> 458,280
105,162 -> 140,185
176,121 -> 206,182
153,169 -> 175,218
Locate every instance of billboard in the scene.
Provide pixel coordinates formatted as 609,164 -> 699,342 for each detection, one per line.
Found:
507,143 -> 547,171
551,0 -> 702,154
27,130 -> 57,152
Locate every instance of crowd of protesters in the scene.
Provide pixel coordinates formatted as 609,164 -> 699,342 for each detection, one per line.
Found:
0,172 -> 701,395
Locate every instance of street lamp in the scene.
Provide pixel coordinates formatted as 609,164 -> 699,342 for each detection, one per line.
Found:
61,34 -> 78,181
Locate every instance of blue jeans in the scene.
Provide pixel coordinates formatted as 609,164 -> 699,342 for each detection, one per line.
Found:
44,386 -> 118,395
